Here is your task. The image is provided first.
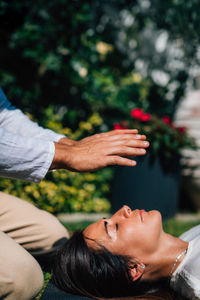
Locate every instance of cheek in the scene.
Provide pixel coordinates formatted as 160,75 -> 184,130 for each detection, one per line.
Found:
140,216 -> 163,252
111,226 -> 142,255
124,220 -> 161,255
104,227 -> 133,254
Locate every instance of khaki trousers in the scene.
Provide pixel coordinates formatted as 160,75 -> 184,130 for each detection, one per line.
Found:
0,192 -> 69,300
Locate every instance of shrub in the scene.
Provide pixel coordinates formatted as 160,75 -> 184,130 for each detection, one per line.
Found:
0,111 -> 113,214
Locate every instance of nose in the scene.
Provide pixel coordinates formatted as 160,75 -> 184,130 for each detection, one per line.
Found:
122,205 -> 132,217
109,205 -> 132,224
113,205 -> 132,218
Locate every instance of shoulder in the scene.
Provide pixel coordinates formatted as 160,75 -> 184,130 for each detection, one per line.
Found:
171,231 -> 200,299
0,88 -> 11,109
179,224 -> 200,242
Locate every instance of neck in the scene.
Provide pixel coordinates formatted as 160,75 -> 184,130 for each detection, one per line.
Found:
143,232 -> 188,280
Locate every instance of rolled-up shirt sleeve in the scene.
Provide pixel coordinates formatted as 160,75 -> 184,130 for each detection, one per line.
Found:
0,88 -> 65,142
0,128 -> 55,182
0,87 -> 65,182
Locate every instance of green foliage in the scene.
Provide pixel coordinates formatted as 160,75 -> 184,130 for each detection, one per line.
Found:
36,272 -> 51,300
134,116 -> 195,161
150,0 -> 200,42
0,0 -> 150,130
0,169 -> 112,214
1,1 -> 199,213
1,0 -> 199,122
113,106 -> 196,169
0,111 -> 113,214
0,1 -> 180,121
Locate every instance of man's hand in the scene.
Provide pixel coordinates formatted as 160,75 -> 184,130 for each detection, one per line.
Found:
50,129 -> 149,172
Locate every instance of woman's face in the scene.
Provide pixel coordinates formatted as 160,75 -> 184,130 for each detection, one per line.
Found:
84,205 -> 163,261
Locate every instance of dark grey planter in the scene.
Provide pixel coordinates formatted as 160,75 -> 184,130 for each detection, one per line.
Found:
111,153 -> 180,220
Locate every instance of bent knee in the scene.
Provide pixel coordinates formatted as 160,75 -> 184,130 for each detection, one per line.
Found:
11,271 -> 43,300
1,254 -> 43,300
36,210 -> 69,251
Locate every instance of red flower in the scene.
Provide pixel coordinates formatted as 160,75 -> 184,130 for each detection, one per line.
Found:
178,127 -> 186,134
113,122 -> 126,130
141,113 -> 151,122
131,108 -> 144,120
162,116 -> 172,125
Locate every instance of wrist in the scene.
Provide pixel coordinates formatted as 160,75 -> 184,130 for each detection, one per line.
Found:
49,142 -> 68,170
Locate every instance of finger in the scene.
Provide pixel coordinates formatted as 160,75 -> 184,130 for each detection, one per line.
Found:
138,135 -> 147,140
104,129 -> 139,136
107,146 -> 147,156
122,134 -> 147,140
112,139 -> 149,148
127,140 -> 149,148
103,134 -> 147,143
107,156 -> 137,167
120,147 -> 147,156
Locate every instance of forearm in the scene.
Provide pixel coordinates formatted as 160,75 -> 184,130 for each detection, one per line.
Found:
0,128 -> 55,182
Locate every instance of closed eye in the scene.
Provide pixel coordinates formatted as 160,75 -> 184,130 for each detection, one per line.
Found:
103,219 -> 117,238
104,221 -> 110,238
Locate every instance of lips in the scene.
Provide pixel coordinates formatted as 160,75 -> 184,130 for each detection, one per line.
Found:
139,209 -> 145,221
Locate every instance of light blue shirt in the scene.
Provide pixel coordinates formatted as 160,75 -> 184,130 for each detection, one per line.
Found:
0,88 -> 64,182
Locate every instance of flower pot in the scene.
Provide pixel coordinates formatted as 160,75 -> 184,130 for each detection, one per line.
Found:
111,153 -> 181,220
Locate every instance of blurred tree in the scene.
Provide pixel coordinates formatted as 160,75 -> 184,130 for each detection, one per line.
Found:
99,0 -> 200,116
1,0 -> 200,213
1,0 -> 200,126
0,0 -> 138,128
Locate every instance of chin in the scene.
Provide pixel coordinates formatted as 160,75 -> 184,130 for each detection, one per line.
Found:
149,209 -> 161,216
149,210 -> 163,225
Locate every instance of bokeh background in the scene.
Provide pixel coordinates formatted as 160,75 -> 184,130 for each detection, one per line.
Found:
1,0 -> 200,217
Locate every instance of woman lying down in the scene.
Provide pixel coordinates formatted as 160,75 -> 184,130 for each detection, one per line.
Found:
52,205 -> 200,300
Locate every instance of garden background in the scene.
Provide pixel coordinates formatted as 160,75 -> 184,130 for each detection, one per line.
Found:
1,0 -> 200,215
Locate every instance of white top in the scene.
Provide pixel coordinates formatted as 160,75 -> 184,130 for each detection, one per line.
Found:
170,224 -> 200,300
0,88 -> 64,182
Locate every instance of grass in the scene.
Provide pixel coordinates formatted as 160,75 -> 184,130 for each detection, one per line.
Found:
163,218 -> 200,237
36,217 -> 200,299
62,220 -> 94,233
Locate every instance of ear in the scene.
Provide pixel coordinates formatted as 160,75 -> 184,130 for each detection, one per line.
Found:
129,263 -> 145,282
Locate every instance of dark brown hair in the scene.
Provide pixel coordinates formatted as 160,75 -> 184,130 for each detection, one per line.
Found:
52,231 -> 172,299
